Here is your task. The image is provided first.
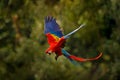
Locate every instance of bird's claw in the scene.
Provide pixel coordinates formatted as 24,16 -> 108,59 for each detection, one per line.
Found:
55,55 -> 58,61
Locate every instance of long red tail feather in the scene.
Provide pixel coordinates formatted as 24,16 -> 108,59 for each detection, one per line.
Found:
69,53 -> 102,62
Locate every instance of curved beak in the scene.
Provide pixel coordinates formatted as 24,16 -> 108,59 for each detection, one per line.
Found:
47,51 -> 52,55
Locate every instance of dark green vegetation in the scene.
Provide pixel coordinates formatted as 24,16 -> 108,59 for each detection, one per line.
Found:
0,0 -> 120,80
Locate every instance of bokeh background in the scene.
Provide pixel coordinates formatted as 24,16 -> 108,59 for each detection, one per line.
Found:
0,0 -> 120,80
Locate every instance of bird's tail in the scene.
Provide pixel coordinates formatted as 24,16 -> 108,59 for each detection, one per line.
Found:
62,49 -> 102,63
69,53 -> 102,62
62,49 -> 77,64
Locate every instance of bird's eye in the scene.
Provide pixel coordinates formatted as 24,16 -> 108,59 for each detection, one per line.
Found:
46,51 -> 52,55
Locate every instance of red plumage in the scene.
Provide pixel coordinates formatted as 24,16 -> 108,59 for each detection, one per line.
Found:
44,16 -> 102,63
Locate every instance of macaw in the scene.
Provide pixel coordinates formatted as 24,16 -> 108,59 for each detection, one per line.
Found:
44,16 -> 102,63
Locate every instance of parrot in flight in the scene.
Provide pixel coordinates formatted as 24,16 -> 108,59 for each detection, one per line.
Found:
44,16 -> 102,63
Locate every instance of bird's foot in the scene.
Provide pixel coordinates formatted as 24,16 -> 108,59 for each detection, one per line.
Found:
55,55 -> 59,61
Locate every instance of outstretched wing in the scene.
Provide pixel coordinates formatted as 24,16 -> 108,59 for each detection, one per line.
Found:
64,24 -> 85,39
44,16 -> 64,45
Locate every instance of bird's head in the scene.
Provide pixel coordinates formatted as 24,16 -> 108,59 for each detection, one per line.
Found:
45,49 -> 53,55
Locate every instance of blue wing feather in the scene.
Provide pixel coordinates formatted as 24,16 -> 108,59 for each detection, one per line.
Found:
44,16 -> 63,38
62,49 -> 77,64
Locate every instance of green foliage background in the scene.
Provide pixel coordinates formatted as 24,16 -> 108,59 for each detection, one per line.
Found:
0,0 -> 120,80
